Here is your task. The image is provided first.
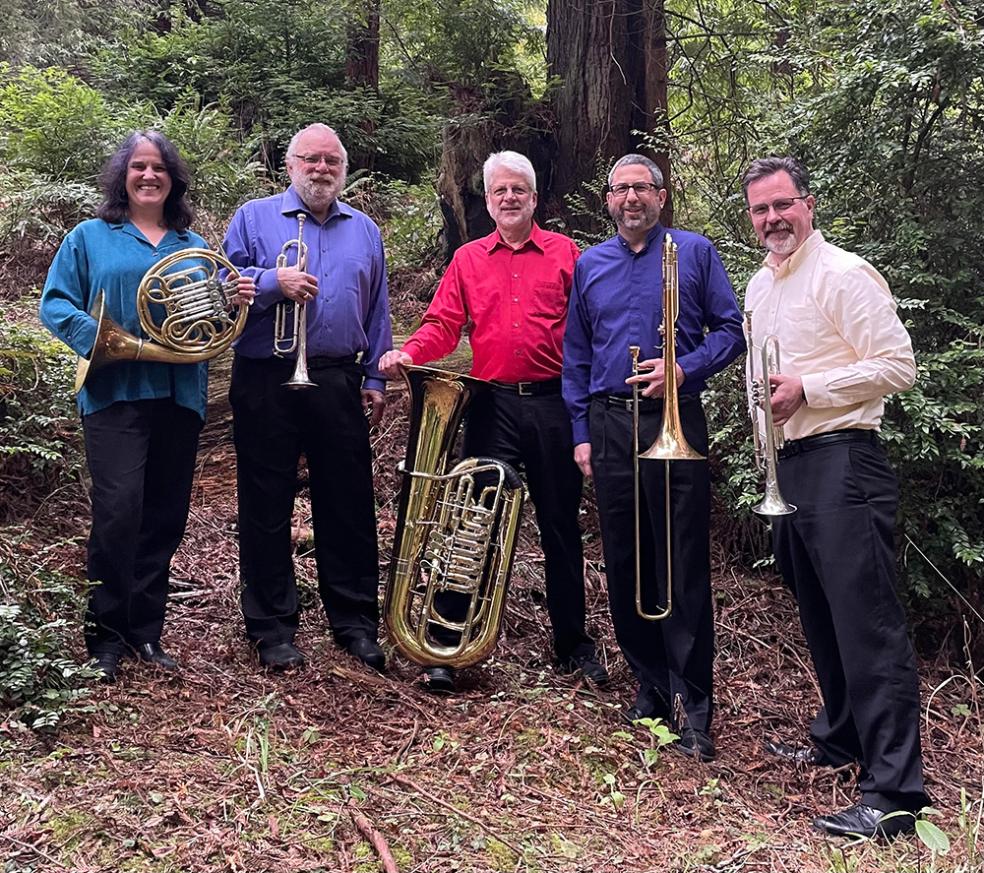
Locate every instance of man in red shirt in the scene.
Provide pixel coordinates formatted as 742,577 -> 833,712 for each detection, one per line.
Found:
379,150 -> 604,692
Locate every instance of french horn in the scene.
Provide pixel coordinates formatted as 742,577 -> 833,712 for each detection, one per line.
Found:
75,248 -> 248,392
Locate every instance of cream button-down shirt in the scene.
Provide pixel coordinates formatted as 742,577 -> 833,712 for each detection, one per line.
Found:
744,230 -> 915,441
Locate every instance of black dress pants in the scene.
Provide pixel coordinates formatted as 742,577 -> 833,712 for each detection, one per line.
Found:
589,395 -> 714,733
460,387 -> 593,661
82,398 -> 202,655
773,437 -> 927,811
230,354 -> 379,648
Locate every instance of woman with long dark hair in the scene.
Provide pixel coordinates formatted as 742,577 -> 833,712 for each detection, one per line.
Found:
40,130 -> 253,682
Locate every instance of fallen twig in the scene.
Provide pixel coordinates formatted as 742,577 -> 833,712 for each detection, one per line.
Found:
349,805 -> 399,873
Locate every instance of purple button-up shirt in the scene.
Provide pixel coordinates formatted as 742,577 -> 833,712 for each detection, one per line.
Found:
222,186 -> 393,391
563,223 -> 746,445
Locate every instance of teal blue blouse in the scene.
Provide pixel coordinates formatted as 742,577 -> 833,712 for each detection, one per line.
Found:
40,219 -> 210,420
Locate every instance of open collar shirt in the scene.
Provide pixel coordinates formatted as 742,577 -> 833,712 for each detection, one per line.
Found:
222,186 -> 393,392
40,218 -> 210,419
562,223 -> 745,445
401,223 -> 579,382
744,230 -> 916,441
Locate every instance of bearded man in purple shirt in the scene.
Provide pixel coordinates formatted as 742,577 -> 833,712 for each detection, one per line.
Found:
563,154 -> 745,761
223,124 -> 393,673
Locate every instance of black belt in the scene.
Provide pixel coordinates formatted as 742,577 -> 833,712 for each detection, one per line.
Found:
595,393 -> 698,413
307,354 -> 358,369
491,378 -> 561,397
778,428 -> 877,460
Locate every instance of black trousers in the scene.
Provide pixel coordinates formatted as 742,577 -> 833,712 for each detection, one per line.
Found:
82,398 -> 202,655
459,387 -> 593,661
230,354 -> 379,648
773,436 -> 927,811
590,395 -> 714,733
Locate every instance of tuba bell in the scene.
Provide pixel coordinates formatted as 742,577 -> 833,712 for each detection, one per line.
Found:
383,366 -> 525,669
75,248 -> 247,392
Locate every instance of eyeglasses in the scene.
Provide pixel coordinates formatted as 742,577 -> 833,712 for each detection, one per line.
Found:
747,196 -> 810,217
609,182 -> 660,197
292,153 -> 344,168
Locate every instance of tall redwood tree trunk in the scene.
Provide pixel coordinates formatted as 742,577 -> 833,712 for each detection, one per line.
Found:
546,0 -> 672,228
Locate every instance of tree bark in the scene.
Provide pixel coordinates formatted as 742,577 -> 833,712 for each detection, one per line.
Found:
546,0 -> 673,228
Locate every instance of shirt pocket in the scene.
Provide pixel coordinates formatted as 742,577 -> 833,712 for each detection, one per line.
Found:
783,301 -> 818,355
528,279 -> 568,319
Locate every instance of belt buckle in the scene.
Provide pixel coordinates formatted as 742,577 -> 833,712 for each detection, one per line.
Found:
517,382 -> 534,397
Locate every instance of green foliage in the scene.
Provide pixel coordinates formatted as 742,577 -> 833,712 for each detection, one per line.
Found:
671,0 -> 984,607
0,65 -> 119,180
0,557 -> 97,731
366,177 -> 443,271
156,93 -> 269,214
0,319 -> 84,522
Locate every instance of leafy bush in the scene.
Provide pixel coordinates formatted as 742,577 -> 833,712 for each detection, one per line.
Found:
0,318 -> 84,523
675,0 -> 984,619
0,64 -> 120,181
0,603 -> 96,731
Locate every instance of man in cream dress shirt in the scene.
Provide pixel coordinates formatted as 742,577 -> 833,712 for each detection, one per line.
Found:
743,156 -> 928,838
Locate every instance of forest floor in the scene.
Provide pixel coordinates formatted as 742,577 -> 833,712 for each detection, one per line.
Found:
1,344 -> 982,873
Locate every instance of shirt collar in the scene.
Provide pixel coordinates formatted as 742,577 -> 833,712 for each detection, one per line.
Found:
616,222 -> 664,254
282,186 -> 354,223
485,221 -> 545,254
764,229 -> 825,277
108,221 -> 189,243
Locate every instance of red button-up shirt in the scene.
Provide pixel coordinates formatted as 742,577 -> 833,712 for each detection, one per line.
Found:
402,223 -> 580,382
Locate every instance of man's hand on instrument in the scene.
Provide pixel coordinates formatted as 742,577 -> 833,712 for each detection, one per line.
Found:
768,373 -> 805,425
625,359 -> 685,398
277,267 -> 319,303
362,389 -> 386,427
574,442 -> 593,479
378,349 -> 413,380
229,275 -> 256,306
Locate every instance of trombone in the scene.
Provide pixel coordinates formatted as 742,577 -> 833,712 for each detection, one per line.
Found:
273,213 -> 316,389
630,233 -> 705,621
743,310 -> 796,516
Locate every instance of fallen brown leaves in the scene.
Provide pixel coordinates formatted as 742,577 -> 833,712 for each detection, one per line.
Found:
1,366 -> 981,873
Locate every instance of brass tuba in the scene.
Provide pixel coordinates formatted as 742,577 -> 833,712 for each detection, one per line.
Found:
629,233 -> 705,621
383,366 -> 525,668
75,248 -> 247,392
743,310 -> 796,516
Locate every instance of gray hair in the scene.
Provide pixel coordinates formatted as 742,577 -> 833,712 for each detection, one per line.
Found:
741,157 -> 810,203
607,154 -> 664,188
483,150 -> 536,192
286,123 -> 349,170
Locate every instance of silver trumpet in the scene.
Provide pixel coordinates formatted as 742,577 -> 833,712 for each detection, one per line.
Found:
273,213 -> 316,389
744,310 -> 796,516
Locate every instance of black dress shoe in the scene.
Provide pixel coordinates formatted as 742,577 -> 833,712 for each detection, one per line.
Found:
346,636 -> 385,672
622,687 -> 671,725
558,652 -> 610,686
764,738 -> 821,766
92,651 -> 121,684
132,642 -> 179,671
258,642 -> 306,672
422,665 -> 455,693
813,803 -> 916,839
676,728 -> 716,762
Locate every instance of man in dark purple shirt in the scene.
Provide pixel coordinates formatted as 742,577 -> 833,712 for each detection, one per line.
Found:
563,154 -> 745,761
223,123 -> 393,673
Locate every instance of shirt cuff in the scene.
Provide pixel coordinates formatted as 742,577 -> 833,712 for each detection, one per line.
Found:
572,418 -> 591,445
363,377 -> 386,393
800,372 -> 828,408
